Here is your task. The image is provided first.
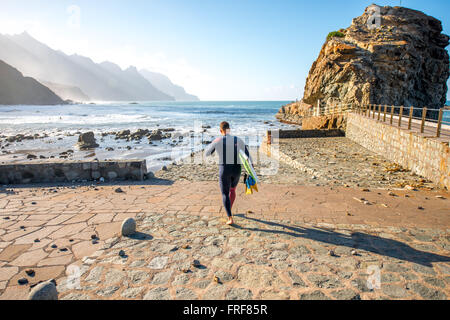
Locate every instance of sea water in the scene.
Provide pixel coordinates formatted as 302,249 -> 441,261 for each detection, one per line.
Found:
0,101 -> 295,172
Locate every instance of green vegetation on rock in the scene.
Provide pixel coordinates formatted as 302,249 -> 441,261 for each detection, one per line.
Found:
327,31 -> 345,41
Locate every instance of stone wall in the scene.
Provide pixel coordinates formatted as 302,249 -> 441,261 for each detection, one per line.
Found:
0,160 -> 147,185
346,113 -> 450,189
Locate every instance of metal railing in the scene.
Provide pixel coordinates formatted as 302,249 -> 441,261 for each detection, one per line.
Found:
354,104 -> 450,139
300,100 -> 449,139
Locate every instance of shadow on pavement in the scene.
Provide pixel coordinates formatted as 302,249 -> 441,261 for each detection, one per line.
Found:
0,177 -> 175,189
125,232 -> 153,241
233,214 -> 450,267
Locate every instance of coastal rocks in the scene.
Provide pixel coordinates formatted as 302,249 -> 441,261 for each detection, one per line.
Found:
28,279 -> 58,300
76,132 -> 99,150
110,128 -> 172,142
121,218 -> 136,237
277,5 -> 450,123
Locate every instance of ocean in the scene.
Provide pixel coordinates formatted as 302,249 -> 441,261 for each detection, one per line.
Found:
0,101 -> 295,172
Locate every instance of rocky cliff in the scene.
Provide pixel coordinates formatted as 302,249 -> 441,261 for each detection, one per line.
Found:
277,5 -> 450,124
0,60 -> 66,105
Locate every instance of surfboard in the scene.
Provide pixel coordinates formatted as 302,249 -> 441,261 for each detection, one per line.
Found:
239,150 -> 259,183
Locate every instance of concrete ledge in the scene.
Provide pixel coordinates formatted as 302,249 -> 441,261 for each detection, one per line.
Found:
0,160 -> 147,185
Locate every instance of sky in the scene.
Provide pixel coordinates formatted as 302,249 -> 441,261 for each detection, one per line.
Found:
0,0 -> 449,101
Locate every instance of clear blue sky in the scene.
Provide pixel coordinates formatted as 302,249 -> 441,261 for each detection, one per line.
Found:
0,0 -> 449,100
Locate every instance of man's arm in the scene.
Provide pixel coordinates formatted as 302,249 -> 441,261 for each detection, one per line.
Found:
205,137 -> 221,157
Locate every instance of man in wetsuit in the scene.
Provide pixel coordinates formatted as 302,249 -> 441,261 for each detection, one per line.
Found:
205,121 -> 252,225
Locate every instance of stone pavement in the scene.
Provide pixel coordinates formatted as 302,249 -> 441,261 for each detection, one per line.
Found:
0,181 -> 449,300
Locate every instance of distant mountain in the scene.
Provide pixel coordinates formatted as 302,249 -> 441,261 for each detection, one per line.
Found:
41,81 -> 90,102
0,60 -> 66,105
140,69 -> 199,101
0,32 -> 174,101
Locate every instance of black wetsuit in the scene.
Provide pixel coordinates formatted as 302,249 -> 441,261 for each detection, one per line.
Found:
205,134 -> 251,217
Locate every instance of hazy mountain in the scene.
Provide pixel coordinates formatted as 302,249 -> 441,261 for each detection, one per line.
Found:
41,81 -> 90,102
140,69 -> 199,101
0,60 -> 65,105
0,32 -> 174,101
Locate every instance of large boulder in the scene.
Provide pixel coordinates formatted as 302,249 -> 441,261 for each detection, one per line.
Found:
76,132 -> 99,150
277,5 -> 449,123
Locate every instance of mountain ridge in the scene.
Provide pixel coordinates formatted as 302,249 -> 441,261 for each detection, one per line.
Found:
0,32 -> 198,102
0,59 -> 66,106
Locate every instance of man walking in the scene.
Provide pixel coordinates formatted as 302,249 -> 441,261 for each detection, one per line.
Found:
205,122 -> 252,225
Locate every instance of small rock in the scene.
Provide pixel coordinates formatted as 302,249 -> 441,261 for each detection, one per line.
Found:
121,218 -> 136,236
328,250 -> 336,257
28,280 -> 58,300
91,234 -> 98,240
192,259 -> 201,268
51,244 -> 58,249
213,276 -> 220,284
418,206 -> 425,210
18,278 -> 28,285
181,244 -> 190,249
25,269 -> 35,276
34,239 -> 40,243
119,250 -> 126,257
351,250 -> 357,256
115,188 -> 124,193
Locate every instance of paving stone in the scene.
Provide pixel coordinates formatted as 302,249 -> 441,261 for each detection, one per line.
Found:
85,266 -> 104,284
143,287 -> 170,300
237,265 -> 284,288
307,274 -> 344,289
351,277 -> 372,292
200,245 -> 223,257
176,287 -> 197,300
0,267 -> 19,282
193,279 -> 211,289
96,286 -> 120,297
330,289 -> 361,300
128,270 -> 150,285
121,287 -> 145,299
299,291 -> 330,300
423,277 -> 446,288
61,292 -> 91,300
412,264 -> 436,275
381,273 -> 401,283
287,271 -> 306,287
407,283 -> 447,300
172,274 -> 190,286
203,285 -> 227,300
151,271 -> 173,285
268,250 -> 289,261
214,270 -> 234,283
148,256 -> 169,269
226,288 -> 253,300
382,284 -> 410,299
259,290 -> 290,300
103,268 -> 125,286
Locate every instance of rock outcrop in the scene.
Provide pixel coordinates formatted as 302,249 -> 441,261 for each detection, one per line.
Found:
76,132 -> 99,150
0,60 -> 66,105
277,5 -> 449,124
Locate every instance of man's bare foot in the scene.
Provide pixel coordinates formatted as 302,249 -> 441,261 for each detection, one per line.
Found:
226,218 -> 234,225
